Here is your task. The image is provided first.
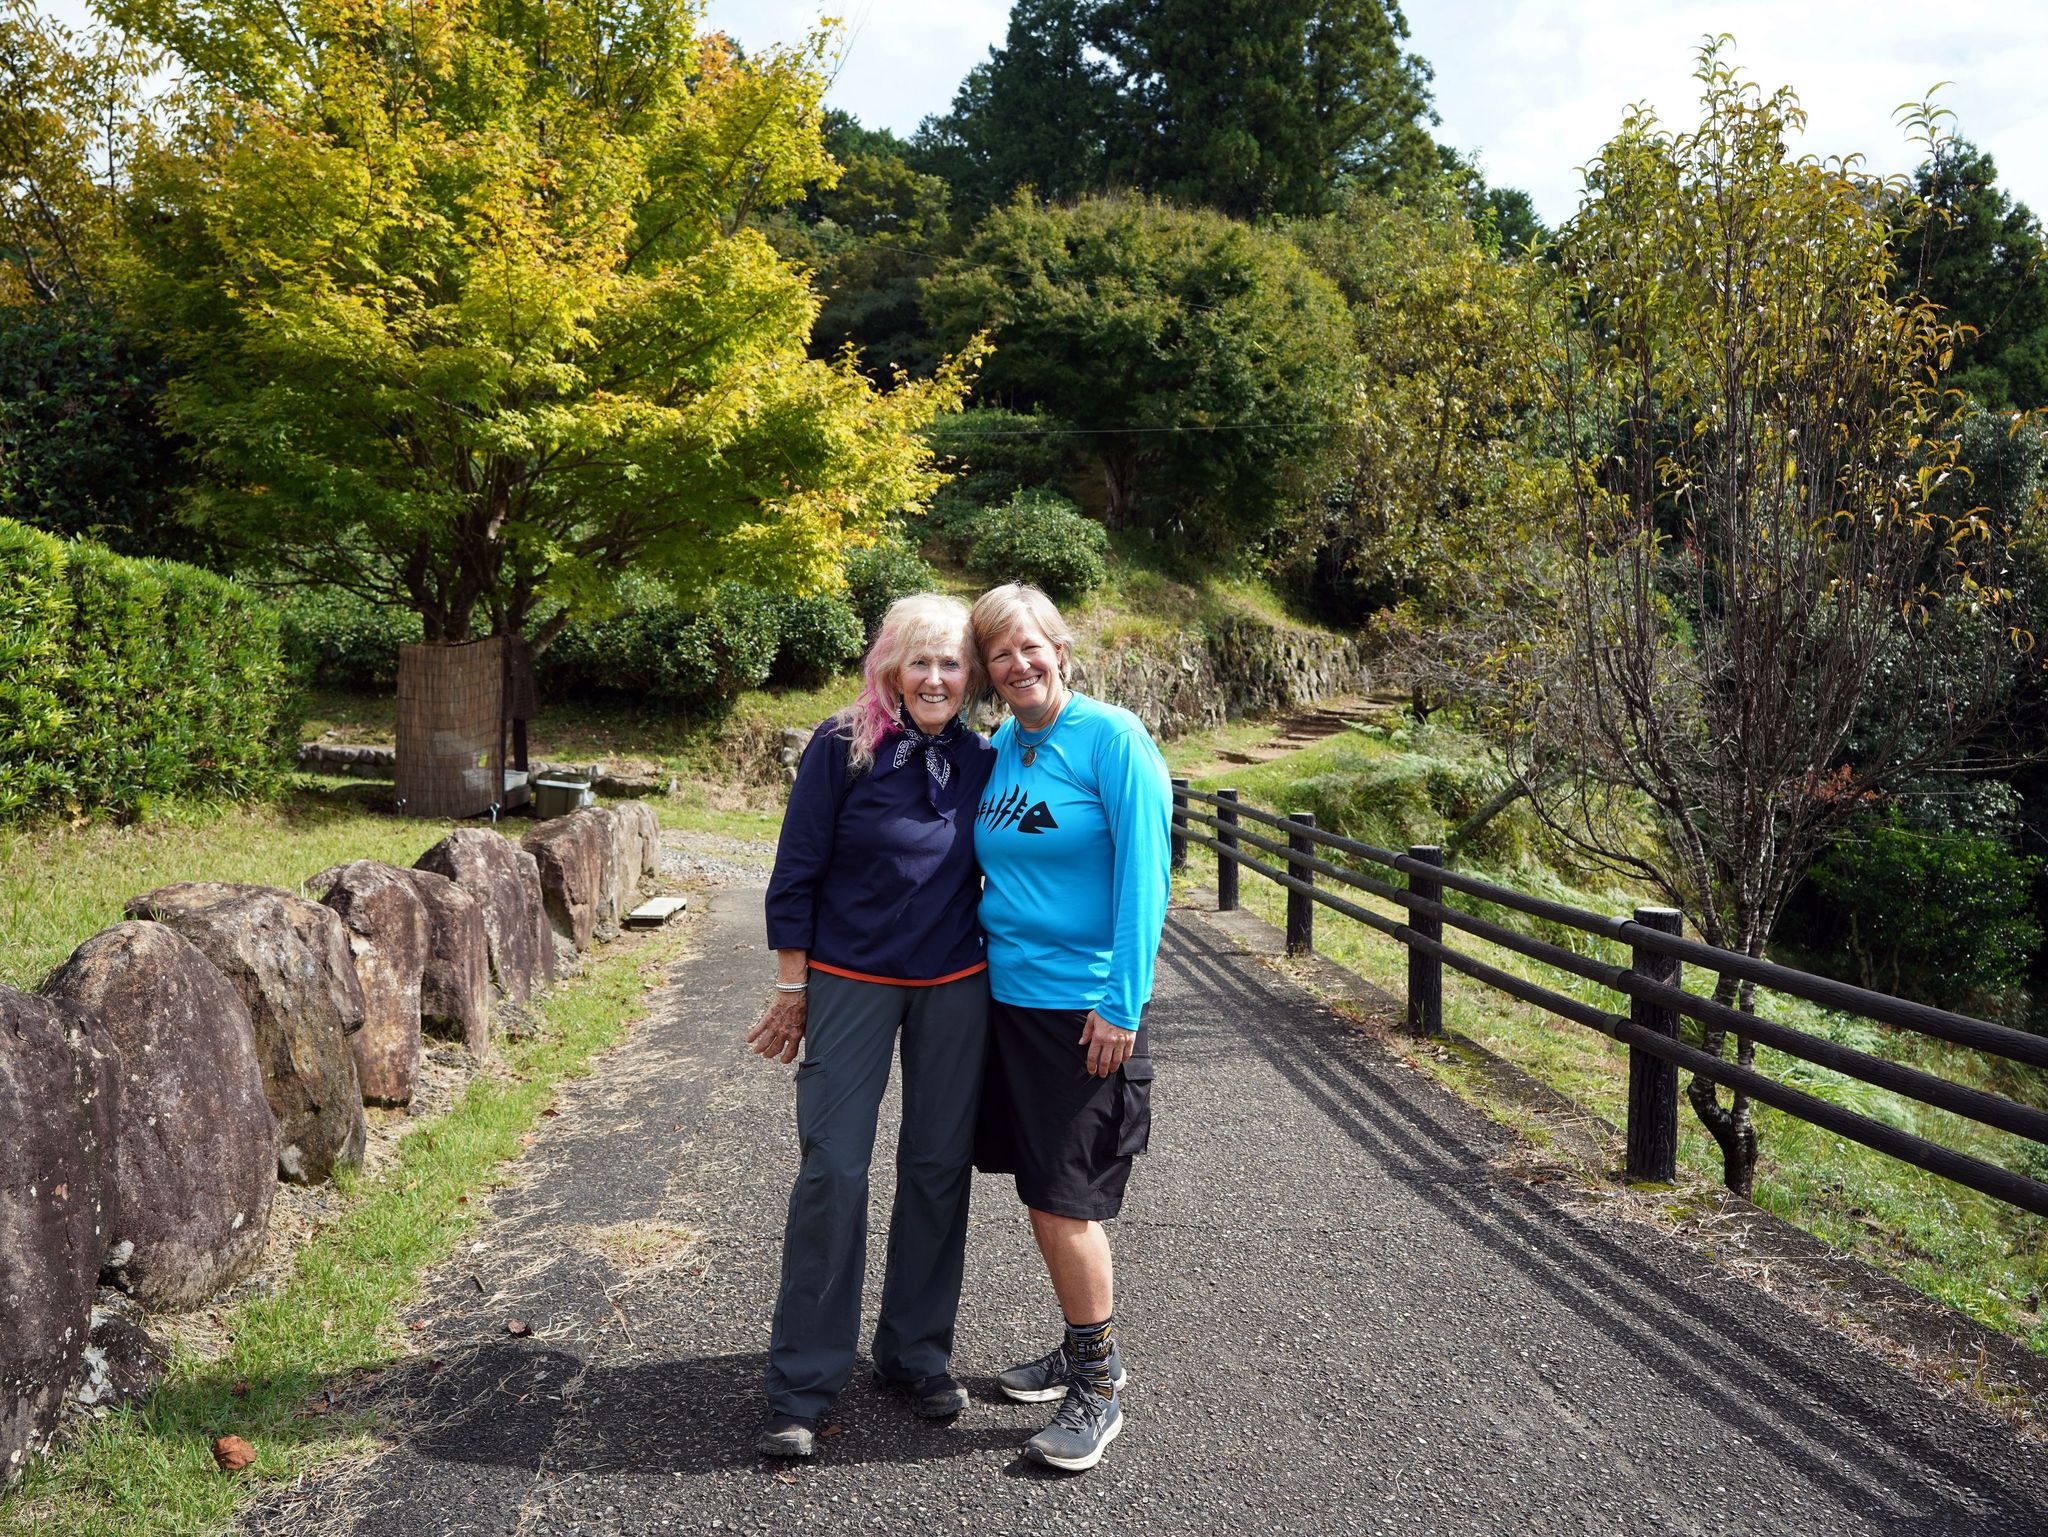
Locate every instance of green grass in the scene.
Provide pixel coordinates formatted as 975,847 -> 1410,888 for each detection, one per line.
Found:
1182,722 -> 2048,1356
0,788 -> 467,992
2,928 -> 683,1536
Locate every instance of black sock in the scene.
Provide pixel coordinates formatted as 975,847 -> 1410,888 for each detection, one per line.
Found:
1064,1316 -> 1115,1398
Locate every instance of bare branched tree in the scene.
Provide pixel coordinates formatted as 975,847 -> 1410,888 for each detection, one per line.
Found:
1503,43 -> 2025,1195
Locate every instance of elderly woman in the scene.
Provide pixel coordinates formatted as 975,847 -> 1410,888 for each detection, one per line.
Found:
749,593 -> 996,1459
968,582 -> 1173,1473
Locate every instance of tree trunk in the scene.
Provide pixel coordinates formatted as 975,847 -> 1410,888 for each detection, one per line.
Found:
1685,971 -> 1758,1197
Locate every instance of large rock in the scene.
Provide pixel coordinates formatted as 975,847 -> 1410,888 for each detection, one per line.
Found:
1,988 -> 118,1489
308,863 -> 430,1107
415,830 -> 552,1005
615,798 -> 662,881
123,883 -> 366,1185
522,813 -> 607,955
41,922 -> 277,1309
585,807 -> 626,943
388,868 -> 491,1057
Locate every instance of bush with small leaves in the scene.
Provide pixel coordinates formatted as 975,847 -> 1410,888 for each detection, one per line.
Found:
967,490 -> 1109,602
843,538 -> 937,636
279,586 -> 424,689
769,591 -> 866,687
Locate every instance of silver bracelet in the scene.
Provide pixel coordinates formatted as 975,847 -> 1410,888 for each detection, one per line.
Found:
774,981 -> 809,993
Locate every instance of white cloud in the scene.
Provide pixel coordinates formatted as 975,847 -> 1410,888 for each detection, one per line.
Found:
1408,1 -> 2048,224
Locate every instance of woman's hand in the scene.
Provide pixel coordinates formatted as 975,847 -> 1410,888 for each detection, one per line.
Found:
748,990 -> 808,1065
1078,1010 -> 1136,1077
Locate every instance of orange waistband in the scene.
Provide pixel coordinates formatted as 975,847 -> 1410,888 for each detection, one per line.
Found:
808,959 -> 989,988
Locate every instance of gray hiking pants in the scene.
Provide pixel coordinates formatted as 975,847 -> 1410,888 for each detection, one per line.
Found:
764,966 -> 989,1419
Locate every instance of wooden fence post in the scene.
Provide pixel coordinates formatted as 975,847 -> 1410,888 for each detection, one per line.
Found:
1286,812 -> 1316,955
1625,906 -> 1683,1183
1170,778 -> 1188,871
1216,789 -> 1240,912
1407,845 -> 1443,1037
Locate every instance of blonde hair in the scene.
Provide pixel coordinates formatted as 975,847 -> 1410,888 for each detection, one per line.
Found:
967,583 -> 1073,702
831,593 -> 979,772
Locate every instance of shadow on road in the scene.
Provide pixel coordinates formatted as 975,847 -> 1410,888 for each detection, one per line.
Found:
1156,922 -> 2048,1528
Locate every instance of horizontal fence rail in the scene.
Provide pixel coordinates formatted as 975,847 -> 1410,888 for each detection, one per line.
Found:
1170,780 -> 2048,1221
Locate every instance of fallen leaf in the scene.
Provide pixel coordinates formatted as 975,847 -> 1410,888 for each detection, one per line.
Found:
506,1319 -> 532,1338
818,1423 -> 845,1439
213,1436 -> 256,1472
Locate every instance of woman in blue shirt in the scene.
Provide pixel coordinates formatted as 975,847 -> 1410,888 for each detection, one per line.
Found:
968,582 -> 1173,1473
750,594 -> 996,1459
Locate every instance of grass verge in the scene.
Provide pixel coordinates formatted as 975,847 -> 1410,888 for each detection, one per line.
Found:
1181,724 -> 2048,1356
2,928 -> 684,1537
0,789 -> 462,992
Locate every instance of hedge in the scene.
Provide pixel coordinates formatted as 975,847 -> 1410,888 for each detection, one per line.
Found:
0,517 -> 292,821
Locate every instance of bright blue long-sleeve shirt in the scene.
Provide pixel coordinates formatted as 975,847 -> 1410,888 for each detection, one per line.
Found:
974,692 -> 1172,1030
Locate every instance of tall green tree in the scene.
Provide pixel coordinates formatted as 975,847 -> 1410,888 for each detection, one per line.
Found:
769,112 -> 956,378
110,0 -> 976,647
919,0 -> 1438,219
1091,0 -> 1438,217
0,2 -> 194,555
1286,188 -> 1559,625
913,0 -> 1119,213
1895,138 -> 2048,410
924,195 -> 1354,553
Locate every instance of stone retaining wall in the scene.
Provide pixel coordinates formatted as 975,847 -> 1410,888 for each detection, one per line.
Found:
1068,615 -> 1368,740
0,802 -> 665,1490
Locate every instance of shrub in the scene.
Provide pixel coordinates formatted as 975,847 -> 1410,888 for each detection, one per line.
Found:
659,583 -> 782,709
545,582 -> 780,716
0,516 -> 291,822
769,591 -> 866,688
967,489 -> 1109,601
279,585 -> 424,689
918,406 -> 1073,551
842,538 -> 937,636
1807,810 -> 2042,1007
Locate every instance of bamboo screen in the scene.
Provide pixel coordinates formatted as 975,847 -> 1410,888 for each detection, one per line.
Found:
395,638 -> 508,819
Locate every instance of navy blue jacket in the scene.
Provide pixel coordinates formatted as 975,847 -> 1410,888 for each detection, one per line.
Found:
764,719 -> 996,983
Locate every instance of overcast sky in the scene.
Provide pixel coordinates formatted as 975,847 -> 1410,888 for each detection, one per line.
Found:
40,0 -> 2048,225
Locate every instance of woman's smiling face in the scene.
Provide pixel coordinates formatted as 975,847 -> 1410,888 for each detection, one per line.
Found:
984,620 -> 1063,725
897,630 -> 968,733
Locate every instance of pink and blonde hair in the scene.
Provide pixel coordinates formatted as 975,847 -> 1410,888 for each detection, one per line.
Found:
832,593 -> 980,772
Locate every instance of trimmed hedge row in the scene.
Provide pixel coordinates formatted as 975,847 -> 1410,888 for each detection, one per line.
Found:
0,518 -> 292,821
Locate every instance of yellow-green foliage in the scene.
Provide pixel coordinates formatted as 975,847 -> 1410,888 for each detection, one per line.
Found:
0,518 -> 291,824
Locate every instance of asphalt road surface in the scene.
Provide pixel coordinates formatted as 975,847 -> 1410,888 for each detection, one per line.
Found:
246,888 -> 2048,1537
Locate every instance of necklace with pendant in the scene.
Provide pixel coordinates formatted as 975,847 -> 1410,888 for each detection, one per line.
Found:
1015,694 -> 1068,767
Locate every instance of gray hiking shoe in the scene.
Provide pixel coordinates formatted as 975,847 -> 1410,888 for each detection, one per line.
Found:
997,1342 -> 1128,1403
1025,1381 -> 1122,1472
875,1369 -> 970,1418
755,1413 -> 817,1458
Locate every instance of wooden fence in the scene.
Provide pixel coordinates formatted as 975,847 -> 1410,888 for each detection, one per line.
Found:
1171,781 -> 2048,1218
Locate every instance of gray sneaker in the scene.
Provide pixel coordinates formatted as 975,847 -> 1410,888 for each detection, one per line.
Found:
1025,1381 -> 1122,1472
755,1412 -> 817,1458
997,1343 -> 1128,1403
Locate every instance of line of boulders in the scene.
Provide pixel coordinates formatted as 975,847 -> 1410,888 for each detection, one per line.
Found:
1,802 -> 662,1489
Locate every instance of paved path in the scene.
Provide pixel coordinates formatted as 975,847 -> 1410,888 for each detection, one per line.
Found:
248,889 -> 2048,1536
